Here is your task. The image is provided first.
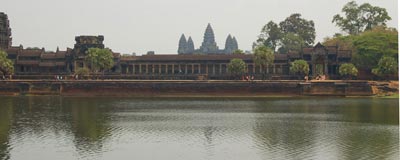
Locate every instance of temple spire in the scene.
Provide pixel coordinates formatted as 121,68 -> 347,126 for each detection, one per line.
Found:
232,36 -> 238,51
187,36 -> 195,54
178,34 -> 187,54
224,34 -> 234,54
200,23 -> 219,54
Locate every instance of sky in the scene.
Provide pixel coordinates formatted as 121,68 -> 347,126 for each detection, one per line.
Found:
1,0 -> 398,55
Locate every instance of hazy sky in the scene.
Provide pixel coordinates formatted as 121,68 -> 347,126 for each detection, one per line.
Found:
1,0 -> 398,55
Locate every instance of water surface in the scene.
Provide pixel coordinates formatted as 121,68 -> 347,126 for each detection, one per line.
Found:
0,96 -> 398,160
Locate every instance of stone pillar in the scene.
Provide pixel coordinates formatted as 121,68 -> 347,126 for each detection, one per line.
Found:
192,64 -> 194,74
172,64 -> 175,75
273,64 -> 276,74
266,65 -> 269,74
125,66 -> 128,74
145,64 -> 148,74
219,64 -> 222,74
206,64 -> 209,74
133,65 -> 135,74
178,64 -> 181,73
158,65 -> 161,74
185,64 -> 188,74
198,64 -> 201,74
213,64 -> 215,75
324,62 -> 328,76
226,64 -> 228,73
165,64 -> 168,74
312,64 -> 316,76
259,65 -> 262,74
139,64 -> 142,74
152,64 -> 155,74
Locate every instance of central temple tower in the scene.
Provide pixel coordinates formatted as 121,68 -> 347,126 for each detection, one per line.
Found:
199,23 -> 219,54
0,12 -> 12,50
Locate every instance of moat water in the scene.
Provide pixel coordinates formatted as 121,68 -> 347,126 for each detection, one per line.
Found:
0,96 -> 398,160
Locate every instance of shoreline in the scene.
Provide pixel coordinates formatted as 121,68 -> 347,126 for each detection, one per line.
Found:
0,80 -> 383,97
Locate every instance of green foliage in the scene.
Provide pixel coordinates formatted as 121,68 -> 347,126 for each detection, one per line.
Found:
258,21 -> 282,51
332,1 -> 391,35
279,13 -> 315,47
0,50 -> 14,76
85,48 -> 114,73
75,67 -> 90,76
233,49 -> 245,55
278,33 -> 305,54
253,45 -> 274,69
228,58 -> 247,76
352,26 -> 398,69
257,13 -> 315,53
372,56 -> 398,77
290,60 -> 309,76
339,63 -> 358,78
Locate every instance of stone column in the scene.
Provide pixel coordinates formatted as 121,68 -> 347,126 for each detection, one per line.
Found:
273,64 -> 276,74
152,64 -> 155,74
226,64 -> 228,73
178,64 -> 181,73
324,62 -> 328,76
165,64 -> 168,74
198,64 -> 201,74
145,64 -> 148,74
312,64 -> 316,76
139,64 -> 142,74
212,64 -> 215,75
206,64 -> 209,75
192,64 -> 194,74
125,65 -> 128,74
172,64 -> 175,75
219,64 -> 222,74
185,64 -> 188,74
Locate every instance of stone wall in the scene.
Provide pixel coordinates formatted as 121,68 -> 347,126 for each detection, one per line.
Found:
0,80 -> 373,97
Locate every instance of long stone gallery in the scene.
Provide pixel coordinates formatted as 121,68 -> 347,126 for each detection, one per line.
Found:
0,12 -> 352,80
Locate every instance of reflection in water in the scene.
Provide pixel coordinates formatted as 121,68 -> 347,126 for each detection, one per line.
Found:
0,98 -> 13,160
0,97 -> 398,160
64,98 -> 111,157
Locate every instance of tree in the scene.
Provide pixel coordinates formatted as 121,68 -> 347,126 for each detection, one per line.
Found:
85,48 -> 114,74
290,60 -> 309,79
339,63 -> 358,79
257,21 -> 282,51
278,33 -> 305,53
75,67 -> 90,76
253,45 -> 274,79
279,13 -> 316,47
228,58 -> 247,79
332,1 -> 391,35
257,13 -> 315,53
372,56 -> 398,79
352,26 -> 398,69
0,50 -> 14,76
233,49 -> 245,55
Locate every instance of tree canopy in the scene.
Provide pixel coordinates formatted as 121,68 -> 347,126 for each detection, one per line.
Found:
339,63 -> 358,79
0,50 -> 14,76
228,58 -> 247,77
352,26 -> 398,69
85,48 -> 114,73
290,60 -> 309,76
332,1 -> 391,35
372,56 -> 398,78
323,26 -> 397,70
253,45 -> 274,68
233,49 -> 245,55
257,13 -> 315,53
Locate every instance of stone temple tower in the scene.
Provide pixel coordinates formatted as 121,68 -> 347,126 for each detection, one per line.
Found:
178,34 -> 187,54
199,23 -> 219,54
0,12 -> 12,50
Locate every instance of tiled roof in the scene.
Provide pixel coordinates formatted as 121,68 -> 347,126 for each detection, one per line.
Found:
134,54 -> 254,61
16,60 -> 39,65
19,49 -> 42,57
